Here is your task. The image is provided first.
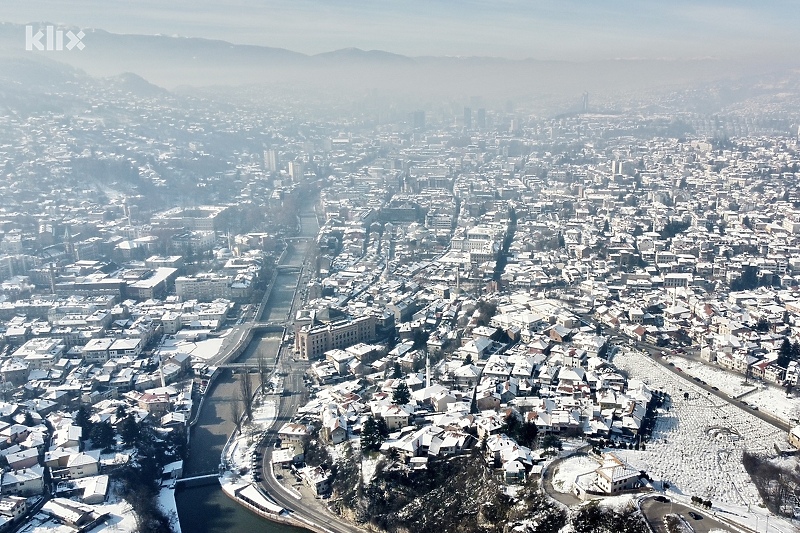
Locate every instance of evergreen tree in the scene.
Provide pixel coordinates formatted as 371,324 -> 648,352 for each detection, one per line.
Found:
376,417 -> 389,439
572,502 -> 612,533
90,421 -> 115,450
360,416 -> 384,452
392,380 -> 411,405
75,405 -> 94,440
119,415 -> 140,447
517,421 -> 539,448
541,434 -> 562,452
502,411 -> 520,436
778,338 -> 793,367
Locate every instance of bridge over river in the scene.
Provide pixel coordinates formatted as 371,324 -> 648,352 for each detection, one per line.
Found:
177,208 -> 319,533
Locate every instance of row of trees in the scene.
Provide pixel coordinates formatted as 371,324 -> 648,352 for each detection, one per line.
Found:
689,495 -> 712,508
229,369 -> 258,431
742,451 -> 800,517
777,337 -> 800,368
75,404 -> 140,451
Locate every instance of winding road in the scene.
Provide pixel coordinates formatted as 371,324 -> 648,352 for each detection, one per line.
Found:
640,496 -> 748,533
244,209 -> 367,533
256,354 -> 367,533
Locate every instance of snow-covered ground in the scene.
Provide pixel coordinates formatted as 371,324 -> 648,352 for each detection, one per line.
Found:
666,355 -> 800,424
84,490 -> 139,533
611,349 -> 799,533
360,453 -> 380,485
612,350 -> 783,506
709,499 -> 799,533
551,456 -> 598,494
746,386 -> 800,424
225,393 -> 278,473
665,355 -> 758,398
158,330 -> 227,362
157,485 -> 181,533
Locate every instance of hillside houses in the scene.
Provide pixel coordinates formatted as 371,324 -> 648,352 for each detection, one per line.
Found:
294,294 -> 656,484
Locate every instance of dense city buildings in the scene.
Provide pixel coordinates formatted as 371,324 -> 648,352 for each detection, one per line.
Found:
0,43 -> 799,532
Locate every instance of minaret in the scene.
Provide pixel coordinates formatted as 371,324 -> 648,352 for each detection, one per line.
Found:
425,352 -> 431,388
49,263 -> 56,294
64,226 -> 73,258
159,355 -> 166,388
124,200 -> 132,226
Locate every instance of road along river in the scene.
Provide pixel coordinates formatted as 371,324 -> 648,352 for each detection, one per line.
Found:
177,210 -> 318,533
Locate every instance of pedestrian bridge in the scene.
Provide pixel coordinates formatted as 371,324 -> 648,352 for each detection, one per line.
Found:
219,362 -> 274,370
175,473 -> 219,487
251,322 -> 287,332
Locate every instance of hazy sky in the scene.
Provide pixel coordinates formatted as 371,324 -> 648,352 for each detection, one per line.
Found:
4,0 -> 799,61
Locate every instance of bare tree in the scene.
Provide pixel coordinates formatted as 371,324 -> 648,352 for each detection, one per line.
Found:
257,352 -> 269,393
230,397 -> 242,431
239,371 -> 254,423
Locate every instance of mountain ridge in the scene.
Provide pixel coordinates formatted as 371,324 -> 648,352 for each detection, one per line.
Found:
0,22 -> 793,102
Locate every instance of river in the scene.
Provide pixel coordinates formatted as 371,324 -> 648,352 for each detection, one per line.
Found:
176,209 -> 319,533
175,484 -> 308,533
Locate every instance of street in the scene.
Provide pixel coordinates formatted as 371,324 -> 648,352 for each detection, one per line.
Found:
590,313 -> 791,434
640,496 -> 748,533
624,339 -> 790,433
250,210 -> 366,533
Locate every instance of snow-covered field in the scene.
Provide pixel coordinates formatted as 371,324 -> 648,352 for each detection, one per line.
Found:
610,350 -> 800,533
612,350 -> 784,506
666,355 -> 800,424
360,454 -> 380,485
665,355 -> 757,397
